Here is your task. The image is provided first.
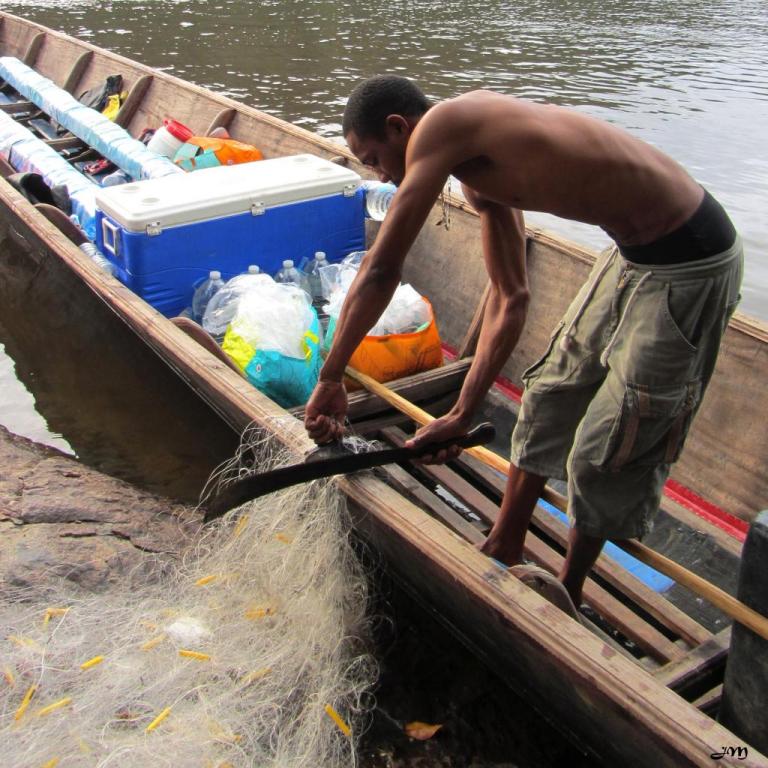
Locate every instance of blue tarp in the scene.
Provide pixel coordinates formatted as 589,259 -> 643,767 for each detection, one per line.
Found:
0,109 -> 99,238
0,57 -> 182,183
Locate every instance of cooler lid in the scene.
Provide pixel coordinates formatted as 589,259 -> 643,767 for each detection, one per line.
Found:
94,154 -> 361,232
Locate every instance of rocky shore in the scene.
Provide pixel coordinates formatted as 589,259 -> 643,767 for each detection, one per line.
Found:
0,425 -> 196,597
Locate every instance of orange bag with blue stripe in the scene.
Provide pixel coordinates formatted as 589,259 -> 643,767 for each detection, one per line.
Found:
174,136 -> 263,171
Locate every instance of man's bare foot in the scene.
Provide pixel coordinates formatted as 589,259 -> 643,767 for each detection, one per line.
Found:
476,536 -> 523,567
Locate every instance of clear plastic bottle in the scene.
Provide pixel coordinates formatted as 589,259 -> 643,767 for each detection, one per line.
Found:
362,180 -> 397,221
192,270 -> 225,323
101,169 -> 132,187
79,241 -> 117,277
274,259 -> 304,287
304,251 -> 328,303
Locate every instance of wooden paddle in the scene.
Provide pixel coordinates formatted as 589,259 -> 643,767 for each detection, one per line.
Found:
344,365 -> 768,643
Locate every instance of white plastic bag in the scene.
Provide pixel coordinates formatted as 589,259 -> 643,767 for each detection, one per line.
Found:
320,251 -> 430,335
202,273 -> 273,338
230,281 -> 316,358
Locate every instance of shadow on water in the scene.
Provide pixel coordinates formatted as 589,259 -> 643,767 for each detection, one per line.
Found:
0,226 -> 241,503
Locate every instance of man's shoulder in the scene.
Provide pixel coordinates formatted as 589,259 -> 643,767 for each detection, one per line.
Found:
425,90 -> 526,127
419,91 -> 501,134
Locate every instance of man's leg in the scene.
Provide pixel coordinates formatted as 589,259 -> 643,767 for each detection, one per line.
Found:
480,464 -> 547,566
558,527 -> 605,606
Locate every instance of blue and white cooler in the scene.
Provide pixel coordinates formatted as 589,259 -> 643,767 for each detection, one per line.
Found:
94,154 -> 365,317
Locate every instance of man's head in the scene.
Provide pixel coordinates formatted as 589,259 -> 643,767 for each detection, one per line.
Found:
342,75 -> 430,185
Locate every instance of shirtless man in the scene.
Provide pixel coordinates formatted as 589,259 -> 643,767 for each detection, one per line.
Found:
304,75 -> 742,605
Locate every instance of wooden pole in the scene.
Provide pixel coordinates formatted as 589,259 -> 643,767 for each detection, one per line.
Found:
345,365 -> 768,643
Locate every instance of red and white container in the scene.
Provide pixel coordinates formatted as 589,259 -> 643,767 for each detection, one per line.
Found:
146,118 -> 193,159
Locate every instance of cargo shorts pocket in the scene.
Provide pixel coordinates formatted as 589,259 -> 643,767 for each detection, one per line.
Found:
521,321 -> 565,387
597,379 -> 702,471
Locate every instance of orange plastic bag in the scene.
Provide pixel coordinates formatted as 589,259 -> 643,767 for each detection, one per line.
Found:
174,136 -> 264,170
325,298 -> 444,386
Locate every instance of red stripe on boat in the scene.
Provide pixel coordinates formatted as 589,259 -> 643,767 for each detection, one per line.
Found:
663,480 -> 748,541
441,343 -> 748,541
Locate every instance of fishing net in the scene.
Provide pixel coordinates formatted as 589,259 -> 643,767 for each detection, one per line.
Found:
1,419 -> 376,767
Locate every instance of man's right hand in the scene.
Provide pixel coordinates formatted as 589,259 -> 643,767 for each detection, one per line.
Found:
304,379 -> 348,444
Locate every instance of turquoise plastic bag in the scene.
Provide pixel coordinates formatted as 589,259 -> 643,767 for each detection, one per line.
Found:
243,313 -> 321,408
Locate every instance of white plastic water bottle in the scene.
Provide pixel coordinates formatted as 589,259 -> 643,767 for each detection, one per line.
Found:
362,180 -> 396,221
304,251 -> 327,303
274,259 -> 304,287
79,242 -> 117,277
192,270 -> 225,323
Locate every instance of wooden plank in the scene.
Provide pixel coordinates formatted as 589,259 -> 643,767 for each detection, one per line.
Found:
692,684 -> 722,717
343,409 -> 413,436
381,462 -> 486,544
653,628 -> 731,691
456,280 -> 490,358
0,100 -> 34,114
114,73 -> 152,129
290,357 -> 470,421
382,426 -> 686,664
62,50 -> 93,94
205,107 -> 237,136
457,450 -> 713,648
44,136 -> 85,151
23,31 -> 45,66
347,358 -> 469,417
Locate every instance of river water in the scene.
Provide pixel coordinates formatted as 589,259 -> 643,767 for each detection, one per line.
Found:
1,0 -> 766,427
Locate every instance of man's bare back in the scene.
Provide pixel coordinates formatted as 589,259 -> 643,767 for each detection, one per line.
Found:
397,90 -> 704,246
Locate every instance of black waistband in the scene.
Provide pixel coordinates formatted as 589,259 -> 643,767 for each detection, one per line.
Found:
617,189 -> 737,265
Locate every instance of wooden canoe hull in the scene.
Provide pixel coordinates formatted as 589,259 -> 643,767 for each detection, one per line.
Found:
1,13 -> 766,766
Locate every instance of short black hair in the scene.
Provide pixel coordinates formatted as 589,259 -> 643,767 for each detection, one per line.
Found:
342,75 -> 430,140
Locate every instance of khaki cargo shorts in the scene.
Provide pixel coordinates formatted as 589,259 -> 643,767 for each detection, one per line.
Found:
510,239 -> 743,539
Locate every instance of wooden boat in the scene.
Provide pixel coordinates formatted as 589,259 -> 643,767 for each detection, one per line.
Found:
1,12 -> 766,767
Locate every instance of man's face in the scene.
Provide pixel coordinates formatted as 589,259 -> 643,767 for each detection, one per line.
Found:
346,123 -> 408,186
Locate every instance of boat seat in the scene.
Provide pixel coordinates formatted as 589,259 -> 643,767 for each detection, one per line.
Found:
170,317 -> 245,378
28,116 -> 59,140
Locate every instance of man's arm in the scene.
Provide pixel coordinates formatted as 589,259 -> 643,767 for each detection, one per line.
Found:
305,154 -> 453,443
406,190 -> 529,461
318,163 -> 447,381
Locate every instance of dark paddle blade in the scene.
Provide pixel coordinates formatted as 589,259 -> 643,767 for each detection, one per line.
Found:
203,422 -> 495,522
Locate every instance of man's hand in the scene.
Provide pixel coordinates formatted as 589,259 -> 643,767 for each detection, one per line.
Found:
404,412 -> 472,464
304,380 -> 348,444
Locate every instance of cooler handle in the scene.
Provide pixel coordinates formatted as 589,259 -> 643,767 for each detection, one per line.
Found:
101,218 -> 120,257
